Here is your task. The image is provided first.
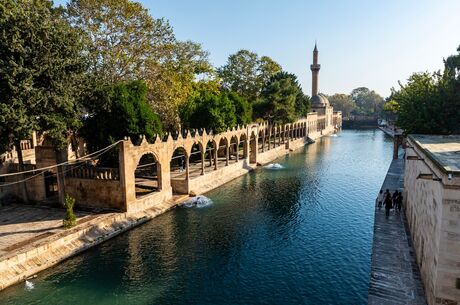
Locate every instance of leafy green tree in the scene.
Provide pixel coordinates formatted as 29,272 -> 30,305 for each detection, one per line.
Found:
65,0 -> 213,130
295,91 -> 311,117
328,94 -> 356,117
257,72 -> 302,124
0,0 -> 88,153
227,92 -> 252,125
65,0 -> 174,83
350,87 -> 385,116
80,80 -> 162,162
181,91 -> 236,133
218,50 -> 281,101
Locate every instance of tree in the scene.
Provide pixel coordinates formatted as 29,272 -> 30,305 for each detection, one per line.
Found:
218,50 -> 281,101
180,91 -> 236,134
80,80 -> 162,164
227,92 -> 252,125
350,87 -> 385,116
147,40 -> 214,130
65,0 -> 175,83
0,0 -> 88,152
65,0 -> 213,130
257,72 -> 303,124
392,73 -> 449,134
328,94 -> 356,117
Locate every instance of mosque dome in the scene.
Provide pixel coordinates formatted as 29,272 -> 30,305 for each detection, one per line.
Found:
311,93 -> 330,107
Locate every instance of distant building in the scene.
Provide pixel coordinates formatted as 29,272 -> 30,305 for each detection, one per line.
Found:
309,43 -> 337,134
404,134 -> 460,305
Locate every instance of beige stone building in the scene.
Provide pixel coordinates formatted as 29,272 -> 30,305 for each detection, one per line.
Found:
404,135 -> 460,305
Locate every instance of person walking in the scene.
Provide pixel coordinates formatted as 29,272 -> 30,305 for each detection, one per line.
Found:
392,190 -> 398,212
376,189 -> 384,208
384,189 -> 392,217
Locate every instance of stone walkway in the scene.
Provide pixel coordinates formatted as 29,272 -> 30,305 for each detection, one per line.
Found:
0,205 -> 90,257
368,159 -> 427,305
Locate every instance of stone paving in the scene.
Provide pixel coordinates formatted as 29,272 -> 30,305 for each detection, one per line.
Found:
0,205 -> 90,257
368,159 -> 427,305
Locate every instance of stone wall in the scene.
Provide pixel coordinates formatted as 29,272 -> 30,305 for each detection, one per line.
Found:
64,178 -> 124,211
404,137 -> 460,305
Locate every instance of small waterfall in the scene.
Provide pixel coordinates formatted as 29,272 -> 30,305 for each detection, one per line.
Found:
181,195 -> 213,208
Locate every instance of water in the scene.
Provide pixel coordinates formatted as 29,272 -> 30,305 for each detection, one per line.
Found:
1,129 -> 393,305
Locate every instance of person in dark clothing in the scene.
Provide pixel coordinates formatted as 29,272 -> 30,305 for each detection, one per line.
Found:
384,190 -> 392,217
392,190 -> 398,210
377,189 -> 384,208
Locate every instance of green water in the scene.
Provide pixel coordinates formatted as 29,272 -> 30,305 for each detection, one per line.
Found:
1,129 -> 393,305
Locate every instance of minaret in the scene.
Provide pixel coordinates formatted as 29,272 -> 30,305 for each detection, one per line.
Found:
310,42 -> 320,96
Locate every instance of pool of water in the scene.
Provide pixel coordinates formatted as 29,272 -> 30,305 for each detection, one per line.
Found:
1,129 -> 393,305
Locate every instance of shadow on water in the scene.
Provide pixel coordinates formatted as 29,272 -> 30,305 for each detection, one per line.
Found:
1,129 -> 393,305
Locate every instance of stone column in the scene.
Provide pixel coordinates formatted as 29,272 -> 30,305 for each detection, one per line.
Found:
119,140 -> 134,212
225,144 -> 229,166
200,148 -> 205,175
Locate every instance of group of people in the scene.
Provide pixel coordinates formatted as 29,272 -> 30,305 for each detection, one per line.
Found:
377,189 -> 403,216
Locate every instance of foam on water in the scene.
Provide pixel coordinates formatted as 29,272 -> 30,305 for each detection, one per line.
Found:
180,195 -> 213,208
264,163 -> 284,170
24,281 -> 34,291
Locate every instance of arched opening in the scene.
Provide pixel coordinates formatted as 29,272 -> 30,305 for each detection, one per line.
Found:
135,153 -> 161,198
229,136 -> 239,163
239,134 -> 248,159
258,130 -> 264,153
170,147 -> 188,194
188,142 -> 204,179
217,138 -> 229,167
204,140 -> 217,171
249,132 -> 257,164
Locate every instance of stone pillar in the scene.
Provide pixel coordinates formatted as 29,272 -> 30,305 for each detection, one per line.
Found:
200,148 -> 205,175
118,140 -> 134,212
225,144 -> 229,166
213,146 -> 218,170
235,143 -> 239,162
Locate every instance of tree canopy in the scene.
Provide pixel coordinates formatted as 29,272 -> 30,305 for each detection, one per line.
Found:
218,50 -> 282,101
65,0 -> 213,131
256,72 -> 308,124
0,0 -> 88,151
328,94 -> 356,117
350,87 -> 385,116
80,80 -> 162,155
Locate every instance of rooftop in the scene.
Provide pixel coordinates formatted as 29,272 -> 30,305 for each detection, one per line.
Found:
409,134 -> 460,173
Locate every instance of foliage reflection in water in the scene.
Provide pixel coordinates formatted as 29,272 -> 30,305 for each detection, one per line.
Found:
1,129 -> 392,305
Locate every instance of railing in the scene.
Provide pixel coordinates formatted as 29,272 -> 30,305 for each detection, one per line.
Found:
66,165 -> 120,180
8,163 -> 37,173
20,140 -> 33,151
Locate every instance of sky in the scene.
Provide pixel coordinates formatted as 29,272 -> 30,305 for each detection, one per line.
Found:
55,0 -> 460,97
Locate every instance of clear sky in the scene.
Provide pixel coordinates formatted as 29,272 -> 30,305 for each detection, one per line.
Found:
55,0 -> 460,97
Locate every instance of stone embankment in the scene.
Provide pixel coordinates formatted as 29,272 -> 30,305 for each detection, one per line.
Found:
368,159 -> 427,305
0,133 -> 331,291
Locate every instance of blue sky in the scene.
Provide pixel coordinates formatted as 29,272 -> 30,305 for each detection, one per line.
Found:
55,0 -> 460,97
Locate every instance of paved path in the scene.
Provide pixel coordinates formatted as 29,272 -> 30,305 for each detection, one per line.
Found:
368,159 -> 427,305
0,205 -> 90,257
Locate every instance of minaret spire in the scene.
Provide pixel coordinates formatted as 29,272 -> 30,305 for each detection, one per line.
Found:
310,43 -> 320,96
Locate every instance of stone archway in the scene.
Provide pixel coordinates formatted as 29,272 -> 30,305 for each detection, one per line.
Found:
170,147 -> 188,194
189,142 -> 204,179
230,135 -> 239,163
217,137 -> 229,167
239,133 -> 248,159
135,153 -> 161,198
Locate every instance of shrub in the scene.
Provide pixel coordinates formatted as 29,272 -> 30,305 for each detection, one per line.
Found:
63,195 -> 77,229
